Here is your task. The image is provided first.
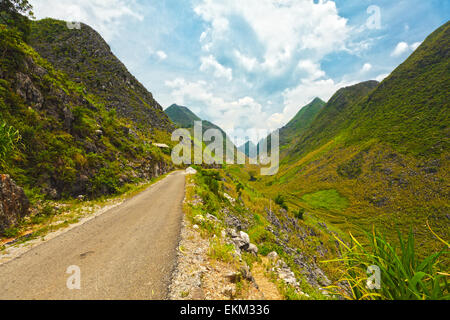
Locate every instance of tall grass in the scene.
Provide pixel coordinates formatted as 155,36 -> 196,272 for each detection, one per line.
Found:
0,120 -> 20,164
323,226 -> 449,300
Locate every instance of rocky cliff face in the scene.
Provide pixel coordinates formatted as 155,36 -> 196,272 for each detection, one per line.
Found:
0,174 -> 29,233
29,19 -> 174,132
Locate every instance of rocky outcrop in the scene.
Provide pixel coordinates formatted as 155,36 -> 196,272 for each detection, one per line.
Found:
226,229 -> 258,255
0,174 -> 30,233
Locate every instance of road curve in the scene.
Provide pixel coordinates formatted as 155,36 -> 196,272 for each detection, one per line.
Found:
0,171 -> 186,300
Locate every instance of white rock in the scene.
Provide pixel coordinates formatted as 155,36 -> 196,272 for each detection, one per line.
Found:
223,193 -> 235,203
267,251 -> 278,261
239,231 -> 250,245
227,228 -> 239,238
247,243 -> 258,255
185,167 -> 197,175
206,213 -> 219,222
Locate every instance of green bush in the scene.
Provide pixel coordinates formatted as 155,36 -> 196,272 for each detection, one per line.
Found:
337,152 -> 364,179
274,194 -> 288,211
2,226 -> 20,238
258,242 -> 283,256
294,208 -> 305,220
248,225 -> 276,244
208,239 -> 235,262
236,182 -> 244,197
199,169 -> 221,196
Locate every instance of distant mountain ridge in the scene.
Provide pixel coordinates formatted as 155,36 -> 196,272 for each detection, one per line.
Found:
165,104 -> 228,135
165,104 -> 242,161
278,97 -> 326,158
238,141 -> 257,158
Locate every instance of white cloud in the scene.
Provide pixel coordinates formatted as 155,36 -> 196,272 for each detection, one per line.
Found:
391,42 -> 409,57
200,55 -> 233,81
410,41 -> 422,51
391,41 -> 422,57
361,63 -> 372,72
165,78 -> 273,140
147,48 -> 168,62
194,0 -> 350,74
234,50 -> 258,72
297,60 -> 326,80
164,75 -> 357,141
156,50 -> 168,60
30,0 -> 143,41
190,0 -> 360,136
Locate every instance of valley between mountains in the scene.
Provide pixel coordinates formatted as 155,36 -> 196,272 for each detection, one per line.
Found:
0,10 -> 448,300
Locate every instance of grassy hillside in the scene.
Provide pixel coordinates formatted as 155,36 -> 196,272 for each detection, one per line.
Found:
286,81 -> 379,161
0,19 -> 174,201
227,21 -> 450,259
347,22 -> 450,157
279,98 -> 325,156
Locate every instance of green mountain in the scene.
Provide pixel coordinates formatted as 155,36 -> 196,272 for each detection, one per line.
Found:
166,103 -> 227,135
347,23 -> 450,157
279,97 -> 325,157
0,18 -> 174,200
286,81 -> 379,161
165,104 -> 201,128
291,22 -> 449,159
255,97 -> 326,160
165,104 -> 241,162
239,21 -> 450,257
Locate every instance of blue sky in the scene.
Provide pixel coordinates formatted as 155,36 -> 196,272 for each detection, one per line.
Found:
31,0 -> 449,143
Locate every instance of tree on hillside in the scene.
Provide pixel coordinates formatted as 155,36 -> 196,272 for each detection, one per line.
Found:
0,0 -> 33,18
0,0 -> 34,38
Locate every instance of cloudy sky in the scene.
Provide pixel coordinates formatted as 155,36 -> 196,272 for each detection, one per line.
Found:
30,0 -> 449,143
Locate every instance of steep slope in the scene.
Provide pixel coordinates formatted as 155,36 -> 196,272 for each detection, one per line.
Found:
29,19 -> 173,132
347,22 -> 450,157
290,22 -> 449,159
279,97 -> 325,147
287,81 -> 379,160
237,21 -> 450,257
278,97 -> 325,159
0,19 -> 173,201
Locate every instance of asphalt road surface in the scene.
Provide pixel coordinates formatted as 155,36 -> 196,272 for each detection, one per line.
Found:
0,171 -> 185,300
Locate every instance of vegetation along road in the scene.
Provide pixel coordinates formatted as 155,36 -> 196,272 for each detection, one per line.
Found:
0,171 -> 186,299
